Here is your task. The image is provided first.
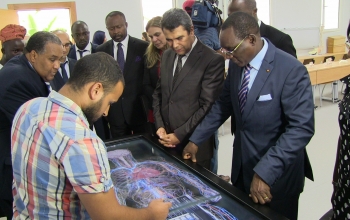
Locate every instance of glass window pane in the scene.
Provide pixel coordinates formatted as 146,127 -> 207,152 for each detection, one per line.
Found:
324,0 -> 339,29
17,9 -> 71,37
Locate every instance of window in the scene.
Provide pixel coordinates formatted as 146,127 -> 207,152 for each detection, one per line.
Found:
322,0 -> 339,30
141,0 -> 173,31
256,0 -> 270,25
8,2 -> 77,36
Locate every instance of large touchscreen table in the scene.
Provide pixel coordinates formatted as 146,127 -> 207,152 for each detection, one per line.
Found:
105,136 -> 286,220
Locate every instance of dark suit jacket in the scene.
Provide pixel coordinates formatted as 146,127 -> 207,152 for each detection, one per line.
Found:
153,40 -> 225,165
50,58 -> 77,91
190,41 -> 314,199
67,43 -> 98,60
0,55 -> 50,201
260,21 -> 297,58
143,64 -> 159,111
96,36 -> 148,127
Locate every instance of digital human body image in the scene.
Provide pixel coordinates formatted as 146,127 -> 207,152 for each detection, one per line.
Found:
107,149 -> 238,220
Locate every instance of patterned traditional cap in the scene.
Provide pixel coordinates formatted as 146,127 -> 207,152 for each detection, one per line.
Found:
0,24 -> 27,43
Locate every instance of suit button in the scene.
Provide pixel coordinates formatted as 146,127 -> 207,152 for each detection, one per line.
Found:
170,101 -> 173,104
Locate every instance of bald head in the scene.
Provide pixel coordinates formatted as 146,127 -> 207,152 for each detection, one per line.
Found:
52,30 -> 71,61
228,0 -> 258,20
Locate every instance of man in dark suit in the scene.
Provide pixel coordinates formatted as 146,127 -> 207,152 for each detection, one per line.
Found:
153,8 -> 225,170
228,0 -> 297,58
183,12 -> 314,220
0,31 -> 62,220
96,11 -> 148,137
51,30 -> 77,91
68,21 -> 98,60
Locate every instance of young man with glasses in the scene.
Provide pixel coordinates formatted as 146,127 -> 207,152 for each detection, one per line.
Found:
183,12 -> 314,220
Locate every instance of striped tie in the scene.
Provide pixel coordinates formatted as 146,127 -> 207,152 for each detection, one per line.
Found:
238,64 -> 252,114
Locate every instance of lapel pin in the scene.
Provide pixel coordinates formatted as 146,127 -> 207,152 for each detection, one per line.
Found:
266,69 -> 270,72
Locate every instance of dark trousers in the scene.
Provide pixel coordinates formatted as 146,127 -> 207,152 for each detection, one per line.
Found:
110,121 -> 146,138
0,199 -> 12,219
233,167 -> 300,220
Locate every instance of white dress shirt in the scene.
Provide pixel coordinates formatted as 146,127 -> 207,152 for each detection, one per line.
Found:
113,35 -> 129,61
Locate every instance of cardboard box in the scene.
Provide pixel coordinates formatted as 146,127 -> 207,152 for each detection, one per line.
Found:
327,36 -> 346,46
327,45 -> 345,53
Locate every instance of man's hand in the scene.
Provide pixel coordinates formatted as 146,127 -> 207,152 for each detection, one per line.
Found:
158,133 -> 179,148
182,142 -> 199,162
249,173 -> 272,204
147,199 -> 172,220
156,127 -> 167,138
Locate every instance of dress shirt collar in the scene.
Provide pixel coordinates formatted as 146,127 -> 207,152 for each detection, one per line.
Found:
184,36 -> 198,57
48,91 -> 89,127
75,42 -> 92,52
258,20 -> 261,27
248,38 -> 268,71
113,34 -> 129,48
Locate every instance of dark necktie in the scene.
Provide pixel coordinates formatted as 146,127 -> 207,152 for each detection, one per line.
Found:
78,49 -> 87,59
238,64 -> 253,114
117,43 -> 125,73
172,55 -> 185,88
60,61 -> 69,83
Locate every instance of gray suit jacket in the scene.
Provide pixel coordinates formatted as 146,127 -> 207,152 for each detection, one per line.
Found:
153,40 -> 224,164
190,40 -> 314,199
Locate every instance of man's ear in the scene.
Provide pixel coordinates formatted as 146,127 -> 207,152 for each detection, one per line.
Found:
89,82 -> 104,101
27,50 -> 37,63
248,34 -> 257,45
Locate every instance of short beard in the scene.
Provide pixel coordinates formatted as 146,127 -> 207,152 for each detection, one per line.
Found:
82,97 -> 104,125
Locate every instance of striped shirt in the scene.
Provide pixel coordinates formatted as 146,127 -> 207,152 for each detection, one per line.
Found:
11,91 -> 113,219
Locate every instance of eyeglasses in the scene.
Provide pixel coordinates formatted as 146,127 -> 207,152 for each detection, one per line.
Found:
221,35 -> 248,57
62,43 -> 71,48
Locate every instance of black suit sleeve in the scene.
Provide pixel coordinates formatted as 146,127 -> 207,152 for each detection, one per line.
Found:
277,34 -> 297,58
143,65 -> 155,109
0,79 -> 45,123
152,73 -> 164,130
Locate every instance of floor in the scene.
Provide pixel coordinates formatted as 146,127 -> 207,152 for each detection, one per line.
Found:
216,83 -> 343,220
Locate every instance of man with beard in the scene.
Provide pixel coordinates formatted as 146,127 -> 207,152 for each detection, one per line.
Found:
11,52 -> 171,220
0,31 -> 62,219
69,22 -> 110,140
68,21 -> 98,60
96,11 -> 148,137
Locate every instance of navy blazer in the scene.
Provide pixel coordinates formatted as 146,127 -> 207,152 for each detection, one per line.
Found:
50,58 -> 77,91
67,43 -> 98,60
96,36 -> 148,127
0,54 -> 49,201
190,41 -> 314,199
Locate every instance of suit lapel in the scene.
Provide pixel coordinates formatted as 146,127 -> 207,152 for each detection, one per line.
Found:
167,50 -> 176,92
242,43 -> 275,122
172,41 -> 202,92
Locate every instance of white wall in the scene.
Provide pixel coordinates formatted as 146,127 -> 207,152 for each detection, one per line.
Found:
1,0 -> 349,55
0,0 -> 144,41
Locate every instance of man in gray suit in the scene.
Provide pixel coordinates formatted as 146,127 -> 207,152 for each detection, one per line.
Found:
182,12 -> 314,220
153,8 -> 225,170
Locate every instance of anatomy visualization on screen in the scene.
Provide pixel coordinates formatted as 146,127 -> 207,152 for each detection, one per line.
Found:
107,149 -> 238,220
